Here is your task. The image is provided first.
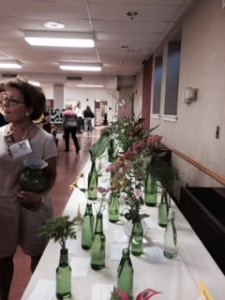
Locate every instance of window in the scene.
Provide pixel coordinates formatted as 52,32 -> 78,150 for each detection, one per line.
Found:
152,56 -> 163,114
164,41 -> 181,116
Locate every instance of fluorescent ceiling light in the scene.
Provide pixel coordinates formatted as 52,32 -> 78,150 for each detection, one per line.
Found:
24,31 -> 94,48
76,84 -> 103,88
28,80 -> 41,87
0,60 -> 22,69
59,63 -> 102,72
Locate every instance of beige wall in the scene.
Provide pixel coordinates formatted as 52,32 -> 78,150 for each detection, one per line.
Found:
150,0 -> 225,198
42,85 -> 118,122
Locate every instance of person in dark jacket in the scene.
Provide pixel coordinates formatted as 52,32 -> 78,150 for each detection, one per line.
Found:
83,105 -> 95,134
62,105 -> 80,153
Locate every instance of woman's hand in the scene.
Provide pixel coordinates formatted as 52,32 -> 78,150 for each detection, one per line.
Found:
18,190 -> 42,209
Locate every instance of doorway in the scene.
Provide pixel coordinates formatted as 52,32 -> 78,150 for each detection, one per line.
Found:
94,100 -> 108,126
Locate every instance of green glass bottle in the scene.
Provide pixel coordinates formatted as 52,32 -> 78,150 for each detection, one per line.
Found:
158,188 -> 169,227
108,192 -> 120,223
164,211 -> 177,259
117,248 -> 133,297
56,248 -> 71,300
81,203 -> 94,250
88,160 -> 98,200
91,212 -> 106,270
108,138 -> 114,162
131,220 -> 144,256
144,172 -> 157,207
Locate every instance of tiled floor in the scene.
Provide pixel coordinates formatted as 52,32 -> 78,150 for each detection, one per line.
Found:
9,128 -> 101,300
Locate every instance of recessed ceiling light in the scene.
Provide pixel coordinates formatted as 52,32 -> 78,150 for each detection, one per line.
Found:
44,22 -> 65,29
24,31 -> 94,48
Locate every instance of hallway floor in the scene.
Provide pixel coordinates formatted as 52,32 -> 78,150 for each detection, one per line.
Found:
9,128 -> 101,300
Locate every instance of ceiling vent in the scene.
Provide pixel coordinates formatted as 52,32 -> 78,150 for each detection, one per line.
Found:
66,76 -> 82,81
1,73 -> 18,78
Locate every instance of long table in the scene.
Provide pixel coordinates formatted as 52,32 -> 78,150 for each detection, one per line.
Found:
21,158 -> 225,300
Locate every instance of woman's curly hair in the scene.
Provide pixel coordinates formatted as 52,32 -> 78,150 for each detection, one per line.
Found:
4,76 -> 46,121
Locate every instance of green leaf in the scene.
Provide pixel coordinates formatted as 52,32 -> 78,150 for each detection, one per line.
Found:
39,215 -> 77,248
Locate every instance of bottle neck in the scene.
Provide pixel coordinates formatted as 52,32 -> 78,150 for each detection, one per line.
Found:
85,204 -> 93,215
122,248 -> 130,258
95,213 -> 103,233
59,248 -> 69,266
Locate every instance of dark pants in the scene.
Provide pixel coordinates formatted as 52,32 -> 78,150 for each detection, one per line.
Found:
77,117 -> 83,133
64,127 -> 80,151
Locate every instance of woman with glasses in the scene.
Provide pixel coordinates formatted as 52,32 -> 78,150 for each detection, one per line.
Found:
0,77 -> 57,300
0,84 -> 8,127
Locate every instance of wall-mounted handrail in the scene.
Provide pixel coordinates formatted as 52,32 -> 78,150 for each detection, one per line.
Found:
161,142 -> 225,186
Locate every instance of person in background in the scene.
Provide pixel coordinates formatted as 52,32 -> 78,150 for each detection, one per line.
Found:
41,110 -> 52,133
0,84 -> 8,127
75,102 -> 83,134
83,105 -> 95,134
0,77 -> 57,300
63,104 -> 80,153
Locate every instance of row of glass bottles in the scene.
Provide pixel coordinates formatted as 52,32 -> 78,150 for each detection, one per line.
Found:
80,202 -> 106,270
56,209 -> 176,300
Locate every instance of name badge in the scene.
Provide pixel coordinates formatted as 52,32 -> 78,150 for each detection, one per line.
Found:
9,139 -> 32,159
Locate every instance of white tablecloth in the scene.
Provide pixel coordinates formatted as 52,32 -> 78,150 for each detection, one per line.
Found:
21,158 -> 225,300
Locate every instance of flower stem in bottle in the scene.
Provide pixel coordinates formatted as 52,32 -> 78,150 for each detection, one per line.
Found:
158,188 -> 169,227
88,161 -> 98,200
164,211 -> 177,259
56,248 -> 71,300
81,203 -> 94,250
108,192 -> 120,223
144,172 -> 157,207
117,248 -> 133,297
131,220 -> 144,256
91,212 -> 105,270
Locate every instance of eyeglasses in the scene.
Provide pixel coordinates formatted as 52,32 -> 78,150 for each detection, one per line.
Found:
3,97 -> 25,106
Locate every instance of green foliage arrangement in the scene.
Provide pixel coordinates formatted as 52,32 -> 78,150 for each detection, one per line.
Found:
89,127 -> 111,161
39,215 -> 77,249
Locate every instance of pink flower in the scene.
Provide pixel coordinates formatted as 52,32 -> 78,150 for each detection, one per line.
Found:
136,288 -> 161,300
106,163 -> 117,173
110,287 -> 131,300
132,140 -> 146,151
146,135 -> 162,146
98,187 -> 108,194
123,150 -> 137,160
134,187 -> 143,199
117,288 -> 131,300
110,287 -> 161,300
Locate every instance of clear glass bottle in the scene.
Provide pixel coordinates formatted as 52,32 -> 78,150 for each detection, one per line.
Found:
117,248 -> 133,297
91,212 -> 106,270
144,172 -> 157,207
81,203 -> 94,250
164,211 -> 177,259
56,248 -> 71,300
158,188 -> 169,227
108,191 -> 120,223
131,219 -> 144,256
88,160 -> 98,200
